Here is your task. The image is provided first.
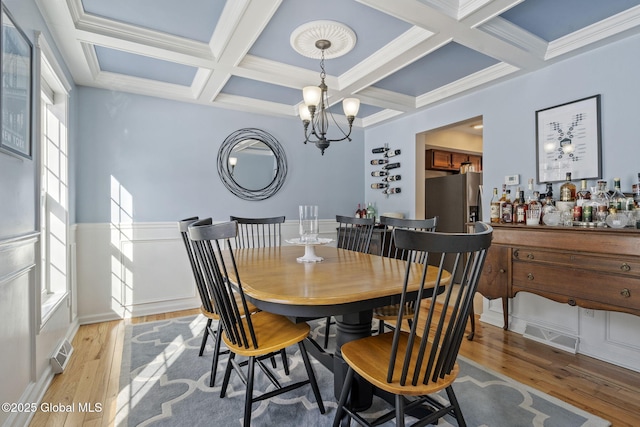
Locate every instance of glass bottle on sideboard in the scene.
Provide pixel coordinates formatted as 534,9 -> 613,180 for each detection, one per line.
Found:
557,172 -> 577,212
490,187 -> 500,223
576,179 -> 591,207
527,191 -> 542,225
609,178 -> 627,211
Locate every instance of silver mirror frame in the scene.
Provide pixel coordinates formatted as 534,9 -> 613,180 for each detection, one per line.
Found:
217,128 -> 287,200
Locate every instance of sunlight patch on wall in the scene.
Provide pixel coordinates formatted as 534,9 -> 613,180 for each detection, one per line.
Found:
110,175 -> 134,318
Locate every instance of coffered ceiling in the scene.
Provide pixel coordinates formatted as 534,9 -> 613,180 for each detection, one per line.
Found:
37,0 -> 640,127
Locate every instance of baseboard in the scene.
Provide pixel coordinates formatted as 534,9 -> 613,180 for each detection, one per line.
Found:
77,297 -> 200,325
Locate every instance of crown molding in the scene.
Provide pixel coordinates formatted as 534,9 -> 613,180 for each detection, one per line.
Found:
546,5 -> 640,60
417,61 -> 519,107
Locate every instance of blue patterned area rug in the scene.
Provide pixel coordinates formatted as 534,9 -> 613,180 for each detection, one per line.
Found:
117,315 -> 609,427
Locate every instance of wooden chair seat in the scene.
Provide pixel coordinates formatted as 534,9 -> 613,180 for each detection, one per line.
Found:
341,332 -> 459,396
372,303 -> 415,320
223,311 -> 310,357
200,294 -> 257,320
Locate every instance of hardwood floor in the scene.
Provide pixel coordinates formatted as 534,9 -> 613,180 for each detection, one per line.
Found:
30,308 -> 640,426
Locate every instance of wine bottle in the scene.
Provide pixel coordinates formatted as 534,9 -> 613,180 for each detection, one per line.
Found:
355,203 -> 362,218
371,170 -> 388,177
382,174 -> 401,182
371,147 -> 389,154
384,149 -> 401,158
371,183 -> 389,189
382,187 -> 401,195
371,159 -> 389,165
382,162 -> 400,170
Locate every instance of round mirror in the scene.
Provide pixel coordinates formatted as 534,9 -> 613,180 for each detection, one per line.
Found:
217,128 -> 287,200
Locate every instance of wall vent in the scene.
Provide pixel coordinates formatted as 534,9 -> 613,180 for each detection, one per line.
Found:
50,339 -> 74,374
523,323 -> 578,354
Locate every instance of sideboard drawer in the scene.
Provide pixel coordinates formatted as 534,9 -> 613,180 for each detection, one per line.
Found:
513,247 -> 640,277
512,261 -> 640,312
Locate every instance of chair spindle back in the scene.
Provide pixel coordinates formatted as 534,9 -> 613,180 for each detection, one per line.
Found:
230,215 -> 285,248
336,215 -> 375,253
189,219 -> 259,350
388,223 -> 492,386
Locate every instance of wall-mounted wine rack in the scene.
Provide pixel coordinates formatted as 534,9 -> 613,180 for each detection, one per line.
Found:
370,144 -> 401,196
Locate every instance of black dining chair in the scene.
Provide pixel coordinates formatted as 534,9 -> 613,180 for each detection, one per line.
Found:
178,217 -> 258,387
373,216 -> 438,335
321,215 -> 376,348
333,223 -> 492,427
230,215 -> 285,248
230,214 -> 289,372
188,219 -> 325,427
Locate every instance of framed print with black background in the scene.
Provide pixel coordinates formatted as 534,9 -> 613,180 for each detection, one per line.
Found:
536,95 -> 601,183
1,4 -> 33,159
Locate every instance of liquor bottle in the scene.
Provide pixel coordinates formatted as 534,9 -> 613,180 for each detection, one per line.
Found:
590,180 -> 610,224
372,147 -> 388,154
557,172 -> 577,212
371,183 -> 389,189
355,203 -> 362,218
366,203 -> 375,220
576,179 -> 591,207
524,178 -> 535,203
384,149 -> 401,158
382,174 -> 401,182
490,187 -> 500,223
382,187 -> 401,195
359,203 -> 367,218
609,178 -> 626,210
527,191 -> 542,225
515,190 -> 528,224
371,159 -> 388,165
371,170 -> 388,177
544,182 -> 554,201
501,189 -> 513,223
498,184 -> 507,222
382,162 -> 400,170
512,188 -> 522,222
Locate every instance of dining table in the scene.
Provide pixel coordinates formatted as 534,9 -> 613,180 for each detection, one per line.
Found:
227,243 -> 451,410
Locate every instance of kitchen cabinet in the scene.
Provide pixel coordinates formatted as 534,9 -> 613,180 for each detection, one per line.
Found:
476,224 -> 640,330
425,149 -> 482,172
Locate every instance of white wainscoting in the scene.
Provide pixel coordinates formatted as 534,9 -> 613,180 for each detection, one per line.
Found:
75,220 -> 338,324
481,292 -> 640,373
0,232 -> 38,427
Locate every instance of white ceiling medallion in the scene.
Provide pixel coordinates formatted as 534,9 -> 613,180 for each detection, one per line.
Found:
290,20 -> 357,59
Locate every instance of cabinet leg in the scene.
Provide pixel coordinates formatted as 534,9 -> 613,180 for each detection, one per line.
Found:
502,297 -> 509,330
467,305 -> 476,340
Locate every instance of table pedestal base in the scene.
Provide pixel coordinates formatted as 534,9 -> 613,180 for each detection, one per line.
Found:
334,310 -> 374,411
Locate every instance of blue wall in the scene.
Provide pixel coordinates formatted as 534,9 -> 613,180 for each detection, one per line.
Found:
365,32 -> 640,220
76,88 -> 365,223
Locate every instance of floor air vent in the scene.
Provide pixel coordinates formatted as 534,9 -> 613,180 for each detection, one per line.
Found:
50,339 -> 74,374
523,324 -> 578,354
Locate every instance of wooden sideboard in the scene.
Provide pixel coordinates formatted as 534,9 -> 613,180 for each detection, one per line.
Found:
478,223 -> 640,329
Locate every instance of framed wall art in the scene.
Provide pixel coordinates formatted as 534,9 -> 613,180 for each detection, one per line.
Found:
535,94 -> 601,183
0,5 -> 33,159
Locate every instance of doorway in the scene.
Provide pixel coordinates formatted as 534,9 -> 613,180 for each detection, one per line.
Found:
414,116 -> 483,219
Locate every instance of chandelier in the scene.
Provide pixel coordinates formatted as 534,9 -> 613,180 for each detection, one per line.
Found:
298,39 -> 360,155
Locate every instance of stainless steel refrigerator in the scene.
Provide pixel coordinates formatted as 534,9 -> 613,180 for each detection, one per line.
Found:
425,172 -> 483,233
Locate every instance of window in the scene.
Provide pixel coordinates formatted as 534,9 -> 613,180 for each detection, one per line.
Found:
39,36 -> 71,325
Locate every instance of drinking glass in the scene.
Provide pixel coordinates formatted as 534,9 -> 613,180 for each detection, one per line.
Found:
299,205 -> 318,243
